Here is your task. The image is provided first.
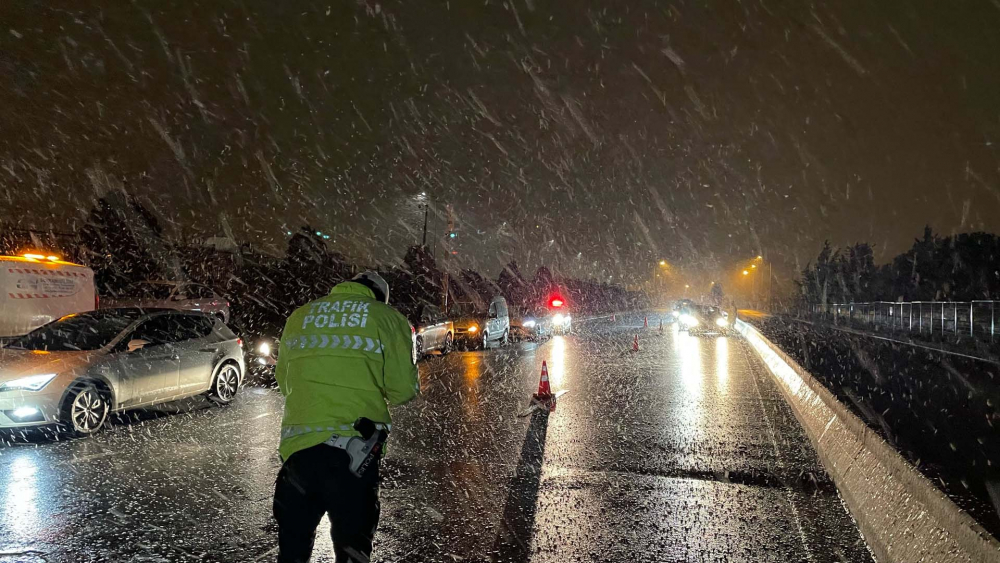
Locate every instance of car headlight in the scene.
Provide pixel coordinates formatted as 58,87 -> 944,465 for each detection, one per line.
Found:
553,313 -> 566,326
523,320 -> 536,328
680,314 -> 699,327
0,373 -> 57,392
671,310 -> 679,317
467,325 -> 478,333
258,342 -> 271,356
715,317 -> 728,327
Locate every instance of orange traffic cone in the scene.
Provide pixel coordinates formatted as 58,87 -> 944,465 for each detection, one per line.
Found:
535,361 -> 552,398
632,334 -> 640,352
644,316 -> 649,328
532,361 -> 556,412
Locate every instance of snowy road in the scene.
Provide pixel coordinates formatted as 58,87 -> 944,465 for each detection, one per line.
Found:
0,313 -> 870,562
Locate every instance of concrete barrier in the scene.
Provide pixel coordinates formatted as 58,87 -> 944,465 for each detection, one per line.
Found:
735,318 -> 1000,563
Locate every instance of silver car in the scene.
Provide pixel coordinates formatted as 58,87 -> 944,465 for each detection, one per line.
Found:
0,308 -> 245,436
104,281 -> 230,323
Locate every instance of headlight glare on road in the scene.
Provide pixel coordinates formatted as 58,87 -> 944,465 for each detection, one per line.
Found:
680,314 -> 699,327
0,373 -> 57,392
258,342 -> 271,356
715,317 -> 729,327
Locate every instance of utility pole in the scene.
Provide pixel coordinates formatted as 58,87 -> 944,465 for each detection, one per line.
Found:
421,204 -> 429,248
441,204 -> 454,313
768,261 -> 773,311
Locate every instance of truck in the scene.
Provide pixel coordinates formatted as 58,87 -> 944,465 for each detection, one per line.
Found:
0,254 -> 97,338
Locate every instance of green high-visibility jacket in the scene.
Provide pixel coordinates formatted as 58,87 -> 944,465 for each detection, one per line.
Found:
275,281 -> 419,462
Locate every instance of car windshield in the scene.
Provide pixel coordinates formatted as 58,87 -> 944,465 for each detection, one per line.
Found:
6,312 -> 138,351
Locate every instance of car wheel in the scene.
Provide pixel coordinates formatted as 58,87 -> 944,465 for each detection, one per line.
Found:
481,331 -> 489,350
62,383 -> 110,436
415,336 -> 425,358
502,330 -> 509,346
208,363 -> 241,405
442,334 -> 453,355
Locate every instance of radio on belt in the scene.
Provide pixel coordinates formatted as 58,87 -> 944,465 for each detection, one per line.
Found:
344,417 -> 388,478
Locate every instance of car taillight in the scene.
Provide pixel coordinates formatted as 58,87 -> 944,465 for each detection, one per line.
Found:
95,293 -> 100,310
237,338 -> 243,347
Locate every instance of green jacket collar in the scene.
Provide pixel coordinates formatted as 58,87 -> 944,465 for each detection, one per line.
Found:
330,281 -> 377,300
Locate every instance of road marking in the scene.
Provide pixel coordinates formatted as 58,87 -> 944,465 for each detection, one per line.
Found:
740,340 -> 815,562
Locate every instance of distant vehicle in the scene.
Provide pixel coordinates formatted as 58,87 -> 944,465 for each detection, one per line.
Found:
246,336 -> 279,382
672,299 -> 696,318
0,254 -> 97,338
453,296 -> 510,349
0,308 -> 244,435
404,303 -> 454,357
510,307 -> 553,341
678,304 -> 732,335
104,281 -> 229,323
546,295 -> 572,334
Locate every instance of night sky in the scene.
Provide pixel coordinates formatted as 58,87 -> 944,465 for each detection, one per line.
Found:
1,1 -> 998,288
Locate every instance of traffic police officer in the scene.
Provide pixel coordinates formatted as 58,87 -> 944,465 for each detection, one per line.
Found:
272,272 -> 418,563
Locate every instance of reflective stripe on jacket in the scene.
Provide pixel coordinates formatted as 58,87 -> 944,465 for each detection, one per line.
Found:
275,281 -> 419,461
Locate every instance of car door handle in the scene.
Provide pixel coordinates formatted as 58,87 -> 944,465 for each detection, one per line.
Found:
199,347 -> 218,353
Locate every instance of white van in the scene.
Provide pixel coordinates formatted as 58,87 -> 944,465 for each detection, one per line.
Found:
0,254 -> 97,337
453,295 -> 511,349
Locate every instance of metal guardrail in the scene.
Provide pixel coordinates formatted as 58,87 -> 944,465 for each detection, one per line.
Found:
810,301 -> 999,343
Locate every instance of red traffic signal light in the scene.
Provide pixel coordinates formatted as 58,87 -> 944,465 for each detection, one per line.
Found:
550,297 -> 564,308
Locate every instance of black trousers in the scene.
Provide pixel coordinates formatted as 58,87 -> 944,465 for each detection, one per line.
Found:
273,443 -> 381,563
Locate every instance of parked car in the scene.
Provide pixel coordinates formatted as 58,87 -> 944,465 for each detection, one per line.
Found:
404,303 -> 454,357
0,254 -> 97,339
510,307 -> 553,341
104,281 -> 230,323
0,308 -> 245,435
453,296 -> 510,349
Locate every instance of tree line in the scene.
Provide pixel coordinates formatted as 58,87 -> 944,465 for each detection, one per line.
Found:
3,194 -> 644,338
798,227 -> 1000,304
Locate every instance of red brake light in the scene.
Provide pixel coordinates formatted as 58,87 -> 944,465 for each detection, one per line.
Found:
550,298 -> 564,308
237,338 -> 243,347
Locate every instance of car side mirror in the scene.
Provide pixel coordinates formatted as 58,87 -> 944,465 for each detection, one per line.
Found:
128,339 -> 150,352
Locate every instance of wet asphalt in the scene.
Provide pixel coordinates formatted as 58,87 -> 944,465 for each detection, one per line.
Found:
0,313 -> 872,562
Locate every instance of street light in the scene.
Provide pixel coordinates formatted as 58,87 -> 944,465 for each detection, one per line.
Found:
659,260 -> 667,267
743,270 -> 749,276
